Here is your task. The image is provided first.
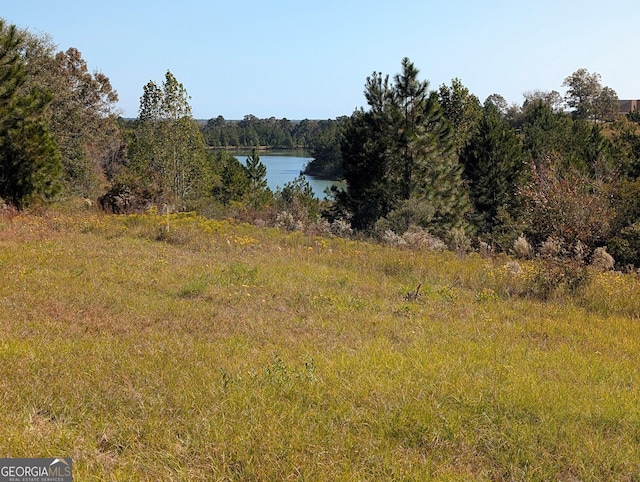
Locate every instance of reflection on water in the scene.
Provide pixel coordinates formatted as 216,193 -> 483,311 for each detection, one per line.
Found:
233,151 -> 343,199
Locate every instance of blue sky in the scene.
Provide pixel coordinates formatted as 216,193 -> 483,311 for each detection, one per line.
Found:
3,0 -> 639,119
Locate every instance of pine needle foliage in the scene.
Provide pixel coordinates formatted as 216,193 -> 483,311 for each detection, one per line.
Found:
0,20 -> 61,208
337,58 -> 467,235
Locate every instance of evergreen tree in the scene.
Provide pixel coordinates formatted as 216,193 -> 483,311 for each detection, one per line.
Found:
387,60 -> 467,236
276,174 -> 320,225
521,101 -> 584,168
337,58 -> 468,235
0,21 -> 61,209
209,150 -> 250,205
390,58 -> 431,200
438,78 -> 482,154
461,103 -> 524,234
244,148 -> 270,209
305,119 -> 343,179
521,100 -> 615,175
521,101 -> 565,160
336,107 -> 395,230
609,116 -> 640,180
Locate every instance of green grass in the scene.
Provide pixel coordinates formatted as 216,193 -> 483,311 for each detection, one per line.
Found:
1,207 -> 640,480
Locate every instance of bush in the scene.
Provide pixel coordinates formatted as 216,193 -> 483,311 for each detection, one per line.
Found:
492,251 -> 591,300
98,174 -> 154,214
446,227 -> 471,254
380,226 -> 447,251
590,247 -> 615,272
404,226 -> 447,251
330,218 -> 353,238
520,156 -> 614,248
531,257 -> 590,300
482,205 -> 526,254
274,175 -> 321,230
608,222 -> 640,268
274,211 -> 304,232
381,229 -> 406,247
539,236 -> 564,259
513,235 -> 534,259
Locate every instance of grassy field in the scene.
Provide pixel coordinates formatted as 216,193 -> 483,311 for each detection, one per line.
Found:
1,206 -> 639,480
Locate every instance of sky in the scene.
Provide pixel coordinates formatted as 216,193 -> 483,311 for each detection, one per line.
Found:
3,0 -> 640,120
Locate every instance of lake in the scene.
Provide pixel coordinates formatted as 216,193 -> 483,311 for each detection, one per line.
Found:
233,150 -> 343,199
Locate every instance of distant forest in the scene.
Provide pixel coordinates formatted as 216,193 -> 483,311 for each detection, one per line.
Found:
201,115 -> 344,179
202,115 -> 334,149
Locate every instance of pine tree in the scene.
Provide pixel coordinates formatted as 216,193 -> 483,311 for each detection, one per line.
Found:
391,57 -> 432,200
244,148 -> 270,209
438,78 -> 482,154
388,59 -> 467,236
337,58 -> 468,235
0,21 -> 61,209
210,150 -> 250,205
336,107 -> 395,230
461,103 -> 524,234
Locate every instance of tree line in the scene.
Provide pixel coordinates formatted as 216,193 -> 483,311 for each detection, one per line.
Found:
3,19 -> 640,269
329,58 -> 640,269
202,115 -> 337,150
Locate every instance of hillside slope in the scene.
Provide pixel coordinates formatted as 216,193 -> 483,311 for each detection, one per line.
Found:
1,208 -> 639,480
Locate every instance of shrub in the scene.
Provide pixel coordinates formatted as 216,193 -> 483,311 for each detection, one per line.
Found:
590,246 -> 615,272
446,227 -> 471,254
513,235 -> 534,259
381,229 -> 406,247
403,226 -> 446,251
539,236 -> 564,259
98,174 -> 153,214
273,175 -> 321,231
330,218 -> 353,238
486,205 -> 527,254
608,222 -> 640,268
520,155 -> 614,248
531,257 -> 590,299
380,226 -> 447,251
307,219 -> 333,237
274,211 -> 301,232
477,240 -> 494,258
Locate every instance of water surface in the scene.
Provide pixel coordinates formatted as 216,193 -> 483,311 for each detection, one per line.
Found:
233,150 -> 342,199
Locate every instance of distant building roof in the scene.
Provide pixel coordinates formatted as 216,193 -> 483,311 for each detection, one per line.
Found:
619,100 -> 640,114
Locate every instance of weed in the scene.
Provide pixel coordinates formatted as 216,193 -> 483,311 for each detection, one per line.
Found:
177,275 -> 210,298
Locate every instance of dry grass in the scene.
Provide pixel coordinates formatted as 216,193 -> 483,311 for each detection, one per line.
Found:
1,205 -> 639,480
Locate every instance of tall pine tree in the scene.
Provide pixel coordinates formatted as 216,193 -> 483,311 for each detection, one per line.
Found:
0,21 -> 61,209
244,148 -> 270,209
461,103 -> 524,235
336,105 -> 395,230
337,58 -> 468,235
438,78 -> 482,154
